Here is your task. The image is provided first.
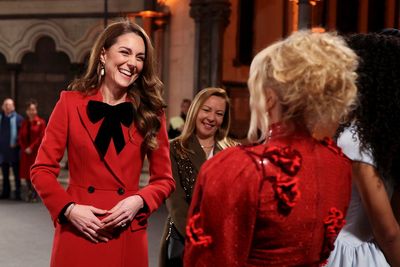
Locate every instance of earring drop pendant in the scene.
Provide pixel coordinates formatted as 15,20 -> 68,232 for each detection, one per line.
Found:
100,66 -> 105,76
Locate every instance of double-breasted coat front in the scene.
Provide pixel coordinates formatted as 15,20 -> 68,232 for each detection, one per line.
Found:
31,90 -> 175,267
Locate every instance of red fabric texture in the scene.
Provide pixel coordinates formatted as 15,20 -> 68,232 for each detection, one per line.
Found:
184,127 -> 351,267
18,116 -> 46,180
31,90 -> 175,267
319,207 -> 346,266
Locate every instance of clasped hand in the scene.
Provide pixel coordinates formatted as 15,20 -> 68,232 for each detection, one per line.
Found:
67,195 -> 144,243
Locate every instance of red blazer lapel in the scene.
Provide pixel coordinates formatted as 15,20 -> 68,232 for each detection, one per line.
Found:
76,92 -> 126,186
77,103 -> 98,144
103,138 -> 125,186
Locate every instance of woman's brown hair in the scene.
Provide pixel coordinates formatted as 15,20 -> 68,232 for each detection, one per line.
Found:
68,20 -> 165,150
174,87 -> 232,157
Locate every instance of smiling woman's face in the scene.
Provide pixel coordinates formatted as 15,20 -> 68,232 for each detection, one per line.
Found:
100,32 -> 145,91
195,95 -> 226,139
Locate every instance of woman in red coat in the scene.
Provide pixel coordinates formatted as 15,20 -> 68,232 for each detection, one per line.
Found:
18,99 -> 46,201
31,20 -> 175,267
184,31 -> 359,266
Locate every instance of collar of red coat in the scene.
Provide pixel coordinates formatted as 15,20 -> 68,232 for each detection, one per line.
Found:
268,121 -> 311,141
76,89 -> 134,186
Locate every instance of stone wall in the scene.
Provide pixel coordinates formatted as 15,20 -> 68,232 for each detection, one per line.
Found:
0,0 -> 146,117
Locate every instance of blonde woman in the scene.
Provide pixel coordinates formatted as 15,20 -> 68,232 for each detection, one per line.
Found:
184,31 -> 358,266
160,87 -> 234,267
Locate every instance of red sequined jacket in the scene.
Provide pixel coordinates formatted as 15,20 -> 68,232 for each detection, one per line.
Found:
184,127 -> 351,267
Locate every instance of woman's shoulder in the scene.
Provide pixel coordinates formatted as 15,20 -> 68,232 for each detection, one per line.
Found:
59,90 -> 88,101
317,137 -> 352,163
38,116 -> 47,125
198,145 -> 263,196
169,138 -> 190,159
202,144 -> 263,173
337,125 -> 375,165
169,138 -> 180,153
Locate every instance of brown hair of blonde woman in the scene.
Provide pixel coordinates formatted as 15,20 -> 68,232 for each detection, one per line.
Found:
247,30 -> 359,143
68,19 -> 165,150
174,87 -> 232,157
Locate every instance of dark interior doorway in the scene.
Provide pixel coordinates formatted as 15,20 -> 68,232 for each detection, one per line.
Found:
0,54 -> 10,103
17,36 -> 74,120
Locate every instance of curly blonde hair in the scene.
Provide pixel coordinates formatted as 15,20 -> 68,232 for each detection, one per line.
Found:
247,30 -> 358,143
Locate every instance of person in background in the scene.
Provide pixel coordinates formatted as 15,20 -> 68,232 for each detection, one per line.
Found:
0,98 -> 23,200
167,98 -> 191,139
18,99 -> 46,202
184,31 -> 358,266
31,20 -> 175,267
327,32 -> 400,267
160,87 -> 235,267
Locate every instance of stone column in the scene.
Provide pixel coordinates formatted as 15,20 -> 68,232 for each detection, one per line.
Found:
385,0 -> 396,28
327,0 -> 337,30
190,0 -> 231,92
358,0 -> 369,33
152,14 -> 169,74
7,64 -> 20,102
297,0 -> 312,29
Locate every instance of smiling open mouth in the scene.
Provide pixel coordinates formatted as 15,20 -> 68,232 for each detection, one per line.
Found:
119,68 -> 133,77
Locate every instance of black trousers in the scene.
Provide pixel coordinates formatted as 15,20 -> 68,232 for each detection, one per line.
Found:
1,161 -> 21,198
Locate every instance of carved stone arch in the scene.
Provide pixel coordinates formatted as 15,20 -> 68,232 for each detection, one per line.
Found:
10,21 -> 74,63
75,23 -> 103,63
0,41 -> 12,63
10,21 -> 102,64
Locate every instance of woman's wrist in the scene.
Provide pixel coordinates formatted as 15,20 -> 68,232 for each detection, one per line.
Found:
131,195 -> 144,209
64,203 -> 76,220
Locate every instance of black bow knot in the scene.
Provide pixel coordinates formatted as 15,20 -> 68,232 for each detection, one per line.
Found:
87,100 -> 134,157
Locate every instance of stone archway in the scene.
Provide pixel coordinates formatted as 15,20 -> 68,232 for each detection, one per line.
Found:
0,20 -> 103,117
17,36 -> 73,120
0,20 -> 101,65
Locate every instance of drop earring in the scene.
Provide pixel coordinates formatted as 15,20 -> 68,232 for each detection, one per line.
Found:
100,65 -> 105,76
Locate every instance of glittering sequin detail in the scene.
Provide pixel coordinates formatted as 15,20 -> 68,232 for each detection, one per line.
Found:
186,213 -> 213,247
246,145 -> 302,215
320,207 -> 346,266
173,142 -> 197,204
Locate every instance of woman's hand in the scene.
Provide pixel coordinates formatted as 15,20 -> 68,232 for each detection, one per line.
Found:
101,195 -> 144,228
67,204 -> 110,243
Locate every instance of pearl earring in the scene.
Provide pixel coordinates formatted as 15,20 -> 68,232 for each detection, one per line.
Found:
100,66 -> 105,76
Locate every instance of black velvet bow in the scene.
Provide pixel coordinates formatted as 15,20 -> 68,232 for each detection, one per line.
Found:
87,100 -> 134,157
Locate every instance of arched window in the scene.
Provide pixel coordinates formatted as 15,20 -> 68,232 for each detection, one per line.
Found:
18,36 -> 73,120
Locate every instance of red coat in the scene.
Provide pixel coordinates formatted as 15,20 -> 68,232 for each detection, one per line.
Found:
31,90 -> 175,267
18,116 -> 46,179
184,127 -> 351,267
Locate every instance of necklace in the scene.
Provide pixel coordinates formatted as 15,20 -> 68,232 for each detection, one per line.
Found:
200,144 -> 214,149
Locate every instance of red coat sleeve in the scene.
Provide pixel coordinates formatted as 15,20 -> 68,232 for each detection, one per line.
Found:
184,147 -> 260,267
135,113 -> 175,220
31,91 -> 74,225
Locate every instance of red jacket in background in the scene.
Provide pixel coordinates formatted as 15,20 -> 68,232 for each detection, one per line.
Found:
18,115 -> 46,179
